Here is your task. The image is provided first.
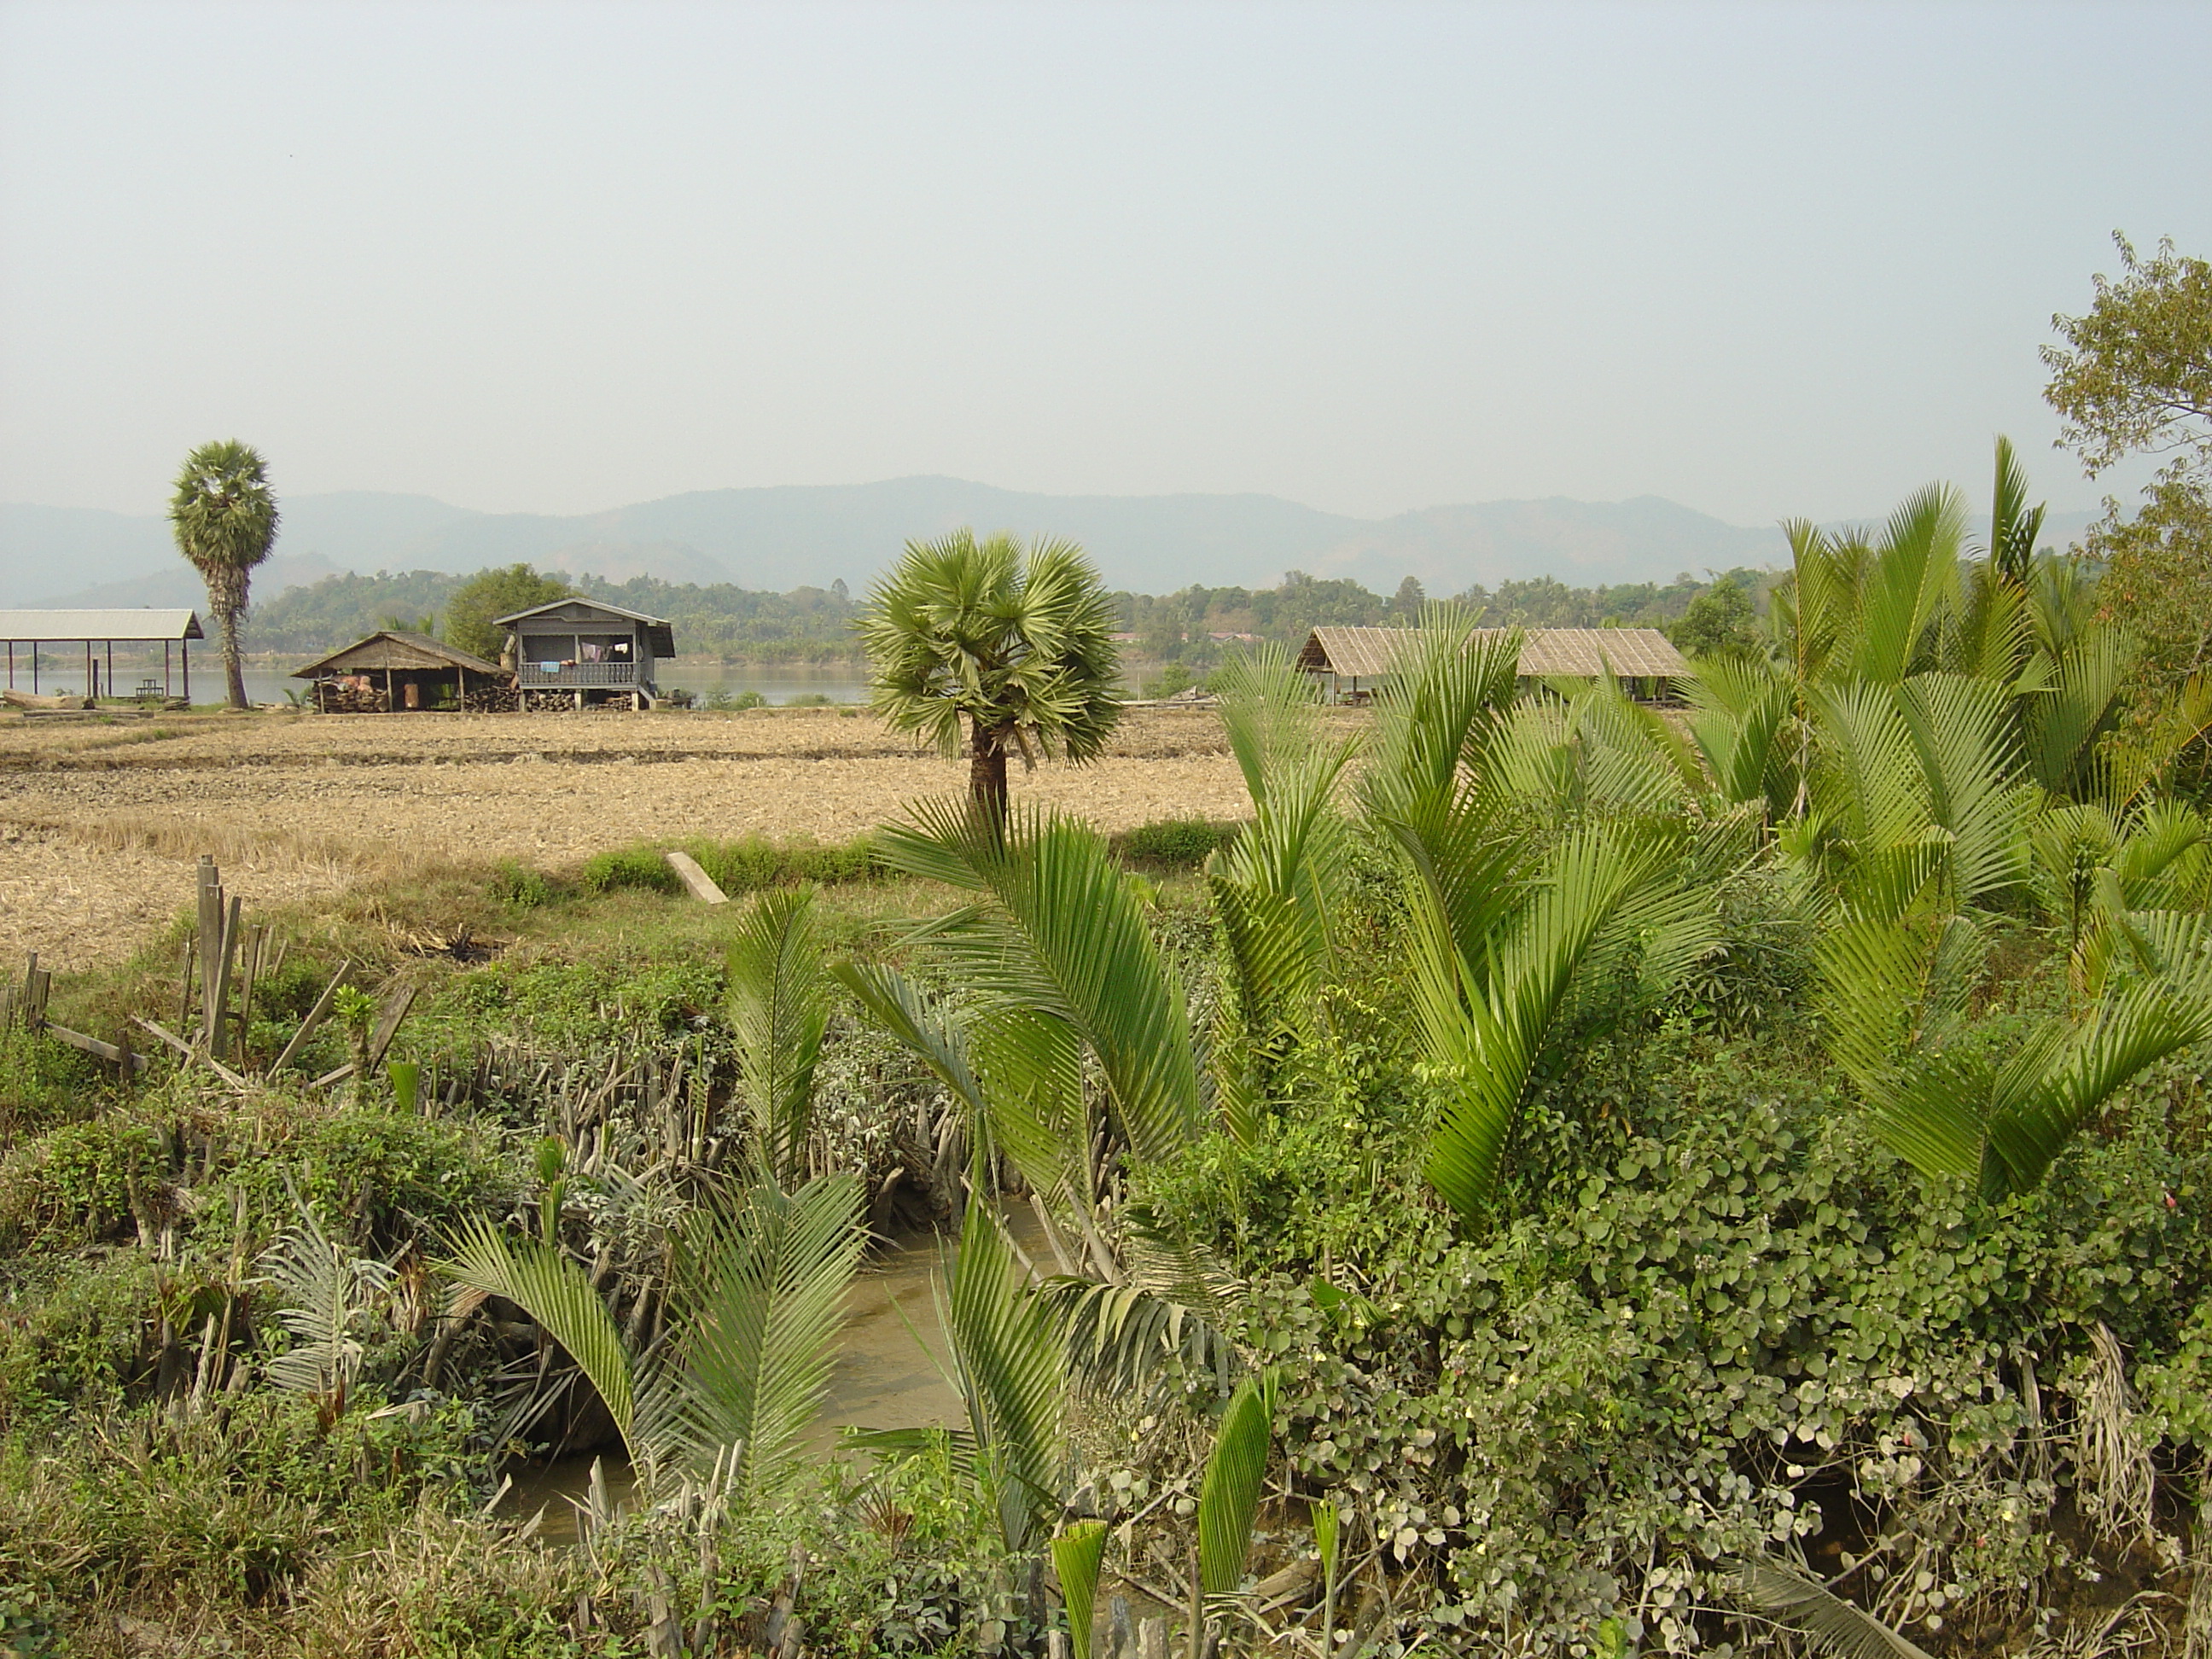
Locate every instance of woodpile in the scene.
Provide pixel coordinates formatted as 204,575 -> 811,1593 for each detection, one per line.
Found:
316,681 -> 389,713
463,680 -> 521,713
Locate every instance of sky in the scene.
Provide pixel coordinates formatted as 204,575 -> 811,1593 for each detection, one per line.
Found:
1,0 -> 2206,527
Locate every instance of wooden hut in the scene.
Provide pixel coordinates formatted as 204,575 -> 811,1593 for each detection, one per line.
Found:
291,632 -> 504,713
494,597 -> 675,710
1296,625 -> 1691,702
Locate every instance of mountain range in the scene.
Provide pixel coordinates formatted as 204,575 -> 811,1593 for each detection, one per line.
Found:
0,476 -> 2094,608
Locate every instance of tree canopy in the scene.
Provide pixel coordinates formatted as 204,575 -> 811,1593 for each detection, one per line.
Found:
2045,233 -> 2212,682
443,564 -> 574,661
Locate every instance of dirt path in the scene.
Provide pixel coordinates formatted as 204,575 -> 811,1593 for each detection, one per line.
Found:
0,705 -> 1255,969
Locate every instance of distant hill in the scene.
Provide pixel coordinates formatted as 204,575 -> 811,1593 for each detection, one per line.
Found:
0,477 -> 2103,610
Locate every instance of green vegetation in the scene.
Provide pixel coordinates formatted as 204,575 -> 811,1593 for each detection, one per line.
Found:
443,562 -> 576,660
2046,233 -> 2212,688
171,439 -> 281,710
8,425 -> 2212,1657
243,560 -> 1771,672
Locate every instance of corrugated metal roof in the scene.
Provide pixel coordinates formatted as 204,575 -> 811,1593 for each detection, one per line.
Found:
0,608 -> 204,640
1296,625 -> 1691,681
291,631 -> 504,679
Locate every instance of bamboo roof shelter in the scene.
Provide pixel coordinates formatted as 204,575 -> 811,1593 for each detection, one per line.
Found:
0,608 -> 205,703
1295,626 -> 1691,701
292,631 -> 504,713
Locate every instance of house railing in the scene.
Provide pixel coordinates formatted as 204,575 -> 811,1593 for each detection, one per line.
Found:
516,661 -> 640,687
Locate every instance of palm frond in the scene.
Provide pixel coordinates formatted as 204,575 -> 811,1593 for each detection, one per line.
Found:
1198,1368 -> 1279,1596
2024,625 -> 2129,799
1736,1557 -> 1936,1659
444,1216 -> 639,1458
1421,826 -> 1662,1223
257,1206 -> 394,1404
726,886 -> 830,1187
663,1170 -> 866,1505
1052,1520 -> 1111,1659
946,1190 -> 1068,1553
876,804 -> 1202,1167
1047,1208 -> 1245,1398
1982,986 -> 2212,1197
1852,484 -> 1965,684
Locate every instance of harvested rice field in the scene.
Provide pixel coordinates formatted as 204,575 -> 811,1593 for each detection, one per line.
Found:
0,703 -> 1266,970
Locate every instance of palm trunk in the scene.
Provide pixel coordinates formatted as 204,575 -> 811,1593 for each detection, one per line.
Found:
206,565 -> 250,710
969,713 -> 1010,829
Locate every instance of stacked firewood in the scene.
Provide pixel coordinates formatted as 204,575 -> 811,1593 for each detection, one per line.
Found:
462,681 -> 521,713
316,681 -> 388,713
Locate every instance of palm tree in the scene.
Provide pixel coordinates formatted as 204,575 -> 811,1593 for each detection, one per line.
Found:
168,440 -> 280,710
860,530 -> 1122,825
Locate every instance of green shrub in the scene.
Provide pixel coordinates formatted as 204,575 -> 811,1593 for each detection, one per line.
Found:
0,1392 -> 476,1612
1141,663 -> 1202,700
0,1251 -> 161,1423
487,859 -> 561,910
0,1029 -> 104,1138
579,835 -> 876,900
0,1116 -> 165,1249
782,691 -> 835,707
1114,818 -> 1243,870
689,834 -> 876,896
578,844 -> 683,896
230,1109 -> 515,1247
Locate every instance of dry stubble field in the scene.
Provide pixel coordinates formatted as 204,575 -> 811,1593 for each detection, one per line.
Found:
0,704 -> 1258,971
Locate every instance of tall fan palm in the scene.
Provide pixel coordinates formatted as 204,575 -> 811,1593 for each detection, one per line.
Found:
169,439 -> 280,710
861,529 -> 1123,826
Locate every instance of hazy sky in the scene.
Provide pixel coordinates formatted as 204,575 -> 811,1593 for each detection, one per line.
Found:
2,0 -> 2205,526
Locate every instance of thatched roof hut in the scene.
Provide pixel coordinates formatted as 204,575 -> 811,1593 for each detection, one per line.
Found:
1295,626 -> 1691,701
292,632 -> 504,713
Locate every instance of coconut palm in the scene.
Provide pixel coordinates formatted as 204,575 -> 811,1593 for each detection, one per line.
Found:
860,530 -> 1122,825
169,439 -> 280,709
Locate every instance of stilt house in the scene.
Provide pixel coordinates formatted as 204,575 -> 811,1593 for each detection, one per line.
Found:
495,598 -> 675,710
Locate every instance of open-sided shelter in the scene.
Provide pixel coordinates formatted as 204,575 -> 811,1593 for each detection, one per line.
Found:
493,597 -> 675,709
291,631 -> 503,713
1295,625 -> 1691,702
0,608 -> 205,702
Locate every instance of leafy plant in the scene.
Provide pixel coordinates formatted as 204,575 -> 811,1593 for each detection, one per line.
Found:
1051,1519 -> 1109,1659
444,1167 -> 864,1505
257,1203 -> 398,1426
1196,1367 -> 1278,1596
726,888 -> 830,1186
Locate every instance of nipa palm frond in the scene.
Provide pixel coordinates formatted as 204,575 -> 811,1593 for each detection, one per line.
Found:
257,1207 -> 395,1403
726,886 -> 831,1188
1736,1557 -> 1936,1659
444,1215 -> 640,1461
1420,826 -> 1667,1224
946,1190 -> 1068,1554
663,1170 -> 866,1505
875,803 -> 1202,1167
1197,1368 -> 1279,1596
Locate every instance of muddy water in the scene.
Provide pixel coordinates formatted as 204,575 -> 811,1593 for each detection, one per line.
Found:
503,1210 -> 1046,1542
